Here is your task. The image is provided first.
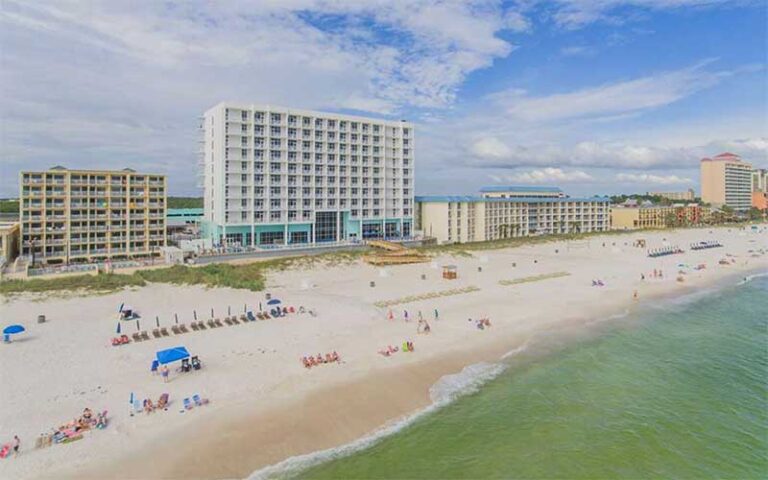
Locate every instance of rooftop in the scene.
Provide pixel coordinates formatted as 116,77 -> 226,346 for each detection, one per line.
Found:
478,185 -> 563,193
415,195 -> 610,204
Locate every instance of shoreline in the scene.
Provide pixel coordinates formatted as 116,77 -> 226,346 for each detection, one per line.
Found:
1,227 -> 765,480
74,266 -> 768,480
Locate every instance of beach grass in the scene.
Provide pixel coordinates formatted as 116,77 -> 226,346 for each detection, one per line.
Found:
499,271 -> 571,286
0,272 -> 146,295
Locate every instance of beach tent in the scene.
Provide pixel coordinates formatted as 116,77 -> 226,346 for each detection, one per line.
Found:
267,298 -> 281,305
156,346 -> 191,365
3,324 -> 25,343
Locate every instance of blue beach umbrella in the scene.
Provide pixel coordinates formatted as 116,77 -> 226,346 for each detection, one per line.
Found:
3,325 -> 25,335
267,299 -> 281,305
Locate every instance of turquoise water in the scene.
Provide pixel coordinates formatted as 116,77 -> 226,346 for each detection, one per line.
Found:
286,274 -> 768,479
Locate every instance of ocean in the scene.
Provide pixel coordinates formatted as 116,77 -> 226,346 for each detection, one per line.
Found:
258,273 -> 768,479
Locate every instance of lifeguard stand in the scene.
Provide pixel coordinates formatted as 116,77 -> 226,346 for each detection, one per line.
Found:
442,265 -> 458,280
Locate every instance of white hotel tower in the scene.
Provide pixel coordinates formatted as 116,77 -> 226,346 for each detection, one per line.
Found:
200,103 -> 414,247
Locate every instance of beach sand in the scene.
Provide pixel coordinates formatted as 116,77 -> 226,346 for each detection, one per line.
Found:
0,226 -> 765,479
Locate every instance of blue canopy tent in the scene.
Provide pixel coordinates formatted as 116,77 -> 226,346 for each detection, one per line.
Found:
3,324 -> 25,343
267,298 -> 281,305
156,346 -> 191,365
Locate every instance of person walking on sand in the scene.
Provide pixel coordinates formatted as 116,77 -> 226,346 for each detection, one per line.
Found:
434,308 -> 439,321
12,435 -> 20,457
161,365 -> 169,383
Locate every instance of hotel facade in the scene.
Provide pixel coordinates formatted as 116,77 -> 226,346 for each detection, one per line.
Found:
200,103 -> 414,247
415,186 -> 610,244
700,152 -> 753,211
611,203 -> 704,230
19,167 -> 167,265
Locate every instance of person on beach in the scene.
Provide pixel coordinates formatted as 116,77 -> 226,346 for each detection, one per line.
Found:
12,436 -> 20,457
161,365 -> 169,383
434,308 -> 439,320
641,273 -> 645,281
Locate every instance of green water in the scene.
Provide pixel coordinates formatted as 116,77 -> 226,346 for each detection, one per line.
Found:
291,275 -> 768,479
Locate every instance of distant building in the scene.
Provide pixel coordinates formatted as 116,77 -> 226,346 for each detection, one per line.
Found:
0,221 -> 20,266
646,189 -> 695,201
753,192 -> 768,211
415,186 -> 610,244
200,103 -> 414,248
752,168 -> 768,193
700,153 -> 753,211
611,203 -> 703,230
19,167 -> 167,265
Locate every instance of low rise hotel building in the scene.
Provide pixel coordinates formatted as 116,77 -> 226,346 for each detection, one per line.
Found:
611,202 -> 703,230
415,186 -> 610,244
0,221 -> 20,266
19,167 -> 167,265
646,189 -> 696,201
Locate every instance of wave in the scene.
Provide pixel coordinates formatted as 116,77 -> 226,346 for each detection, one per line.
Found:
736,270 -> 768,285
248,362 -> 506,480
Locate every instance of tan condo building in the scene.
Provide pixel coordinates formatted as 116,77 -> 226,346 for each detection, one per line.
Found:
19,167 -> 167,265
700,153 -> 753,211
646,189 -> 695,201
415,186 -> 610,244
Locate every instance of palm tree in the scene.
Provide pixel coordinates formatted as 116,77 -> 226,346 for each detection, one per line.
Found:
569,221 -> 581,234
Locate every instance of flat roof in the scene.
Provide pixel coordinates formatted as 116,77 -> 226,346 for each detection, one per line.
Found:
415,195 -> 610,203
207,102 -> 412,127
21,167 -> 165,176
479,185 -> 563,193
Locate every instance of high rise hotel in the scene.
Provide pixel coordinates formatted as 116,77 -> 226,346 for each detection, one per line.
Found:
200,103 -> 414,247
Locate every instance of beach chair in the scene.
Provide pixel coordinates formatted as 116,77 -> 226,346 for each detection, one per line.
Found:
206,319 -> 216,328
214,319 -> 224,327
152,329 -> 162,338
132,332 -> 142,342
161,327 -> 170,336
183,397 -> 193,410
239,314 -> 248,323
247,312 -> 257,322
157,393 -> 169,410
192,394 -> 209,406
179,324 -> 189,333
224,317 -> 233,326
140,331 -> 150,341
197,321 -> 207,330
190,322 -> 199,331
171,325 -> 181,334
231,316 -> 240,324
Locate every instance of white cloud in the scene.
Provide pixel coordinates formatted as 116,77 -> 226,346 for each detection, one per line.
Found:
549,0 -> 743,29
0,0 -> 530,195
490,168 -> 594,184
489,61 -> 727,122
466,136 -> 768,170
615,173 -> 693,185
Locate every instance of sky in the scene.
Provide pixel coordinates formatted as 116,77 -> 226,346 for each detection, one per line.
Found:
1,0 -> 766,198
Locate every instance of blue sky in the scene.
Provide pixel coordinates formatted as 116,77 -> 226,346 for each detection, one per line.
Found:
1,0 -> 766,197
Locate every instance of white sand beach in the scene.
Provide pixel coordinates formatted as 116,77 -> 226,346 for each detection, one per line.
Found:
0,226 -> 766,479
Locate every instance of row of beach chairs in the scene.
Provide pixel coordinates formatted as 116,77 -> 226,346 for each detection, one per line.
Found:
112,307 -> 299,346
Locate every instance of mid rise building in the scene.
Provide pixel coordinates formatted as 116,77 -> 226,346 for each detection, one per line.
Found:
700,153 -> 753,211
611,202 -> 703,230
0,221 -> 20,266
200,103 -> 414,247
646,189 -> 696,201
19,167 -> 167,265
752,168 -> 767,193
415,186 -> 610,244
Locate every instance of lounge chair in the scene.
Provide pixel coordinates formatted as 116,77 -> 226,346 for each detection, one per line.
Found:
160,327 -> 170,336
196,321 -> 207,330
247,312 -> 257,321
206,319 -> 216,328
140,331 -> 150,341
183,397 -> 193,410
152,329 -> 161,338
239,314 -> 248,322
190,322 -> 199,331
157,393 -> 169,410
132,332 -> 142,342
171,325 -> 181,334
231,316 -> 240,324
214,319 -> 224,327
192,394 -> 209,406
223,318 -> 233,326
179,324 -> 189,333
